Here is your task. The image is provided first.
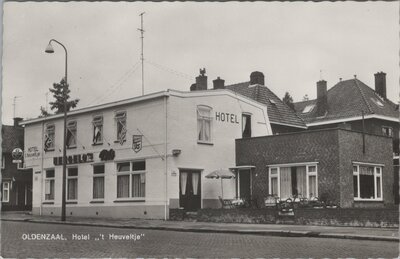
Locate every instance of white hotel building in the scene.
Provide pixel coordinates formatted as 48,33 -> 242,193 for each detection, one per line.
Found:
21,84 -> 272,219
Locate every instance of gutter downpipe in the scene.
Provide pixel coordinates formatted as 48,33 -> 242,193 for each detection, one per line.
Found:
164,93 -> 168,221
40,121 -> 44,216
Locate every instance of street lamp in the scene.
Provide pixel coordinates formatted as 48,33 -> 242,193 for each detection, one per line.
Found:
45,39 -> 68,222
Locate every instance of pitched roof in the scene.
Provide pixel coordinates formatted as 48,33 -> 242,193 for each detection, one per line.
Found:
293,78 -> 399,124
2,125 -> 24,153
226,82 -> 306,128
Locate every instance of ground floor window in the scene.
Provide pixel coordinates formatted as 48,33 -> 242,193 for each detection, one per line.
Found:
268,164 -> 318,199
45,169 -> 55,200
67,167 -> 78,200
93,164 -> 105,199
116,161 -> 146,199
2,182 -> 10,202
353,164 -> 382,200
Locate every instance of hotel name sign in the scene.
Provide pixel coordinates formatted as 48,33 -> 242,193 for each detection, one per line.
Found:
215,111 -> 240,124
53,153 -> 94,166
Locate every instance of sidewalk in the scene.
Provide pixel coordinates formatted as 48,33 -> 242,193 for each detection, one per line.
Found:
1,211 -> 398,242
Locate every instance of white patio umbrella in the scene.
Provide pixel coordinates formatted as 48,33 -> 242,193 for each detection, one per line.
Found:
205,169 -> 236,199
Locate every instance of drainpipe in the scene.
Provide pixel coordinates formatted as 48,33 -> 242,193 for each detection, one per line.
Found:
40,121 -> 44,216
164,94 -> 168,221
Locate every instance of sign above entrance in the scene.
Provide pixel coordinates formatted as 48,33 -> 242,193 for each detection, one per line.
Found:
53,153 -> 94,166
215,112 -> 239,124
12,148 -> 23,163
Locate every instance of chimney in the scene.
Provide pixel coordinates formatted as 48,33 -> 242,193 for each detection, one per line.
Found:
316,80 -> 328,116
213,77 -> 225,89
13,117 -> 23,127
374,72 -> 387,99
250,71 -> 265,85
195,68 -> 208,91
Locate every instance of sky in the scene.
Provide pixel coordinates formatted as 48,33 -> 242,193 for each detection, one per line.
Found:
2,1 -> 399,125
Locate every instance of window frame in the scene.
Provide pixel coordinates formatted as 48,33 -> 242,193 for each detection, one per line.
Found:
1,154 -> 5,169
92,164 -> 105,200
92,115 -> 103,145
242,113 -> 252,138
44,169 -> 55,201
2,182 -> 10,202
353,163 -> 383,201
67,167 -> 78,201
382,126 -> 393,137
44,123 -> 55,151
115,111 -> 127,144
116,160 -> 146,200
268,163 -> 318,199
66,120 -> 77,149
197,105 -> 213,144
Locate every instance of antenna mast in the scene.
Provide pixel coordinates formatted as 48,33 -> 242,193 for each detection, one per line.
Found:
13,96 -> 21,118
138,12 -> 145,96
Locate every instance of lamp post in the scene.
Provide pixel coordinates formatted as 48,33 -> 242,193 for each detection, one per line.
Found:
45,39 -> 68,221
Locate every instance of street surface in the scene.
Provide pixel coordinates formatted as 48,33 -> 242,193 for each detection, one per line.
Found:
1,221 -> 398,258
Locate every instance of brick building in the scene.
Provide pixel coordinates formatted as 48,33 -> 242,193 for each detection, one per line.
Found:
1,118 -> 33,211
235,128 -> 394,208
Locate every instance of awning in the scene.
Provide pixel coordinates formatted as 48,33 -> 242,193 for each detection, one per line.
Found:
229,165 -> 255,172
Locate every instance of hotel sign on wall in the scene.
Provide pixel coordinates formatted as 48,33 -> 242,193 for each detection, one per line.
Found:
215,112 -> 239,124
53,153 -> 94,166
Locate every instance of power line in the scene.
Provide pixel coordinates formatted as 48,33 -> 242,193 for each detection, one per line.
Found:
145,60 -> 194,81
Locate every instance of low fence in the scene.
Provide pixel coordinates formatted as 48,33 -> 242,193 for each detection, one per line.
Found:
170,207 -> 399,228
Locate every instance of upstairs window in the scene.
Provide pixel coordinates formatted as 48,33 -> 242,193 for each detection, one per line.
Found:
115,111 -> 127,145
382,126 -> 393,137
242,114 -> 252,138
66,120 -> 77,148
44,124 -> 55,151
92,115 -> 103,145
302,104 -> 315,114
197,106 -> 212,143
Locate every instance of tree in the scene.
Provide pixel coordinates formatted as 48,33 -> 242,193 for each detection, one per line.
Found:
38,106 -> 51,118
49,78 -> 79,114
282,92 -> 295,110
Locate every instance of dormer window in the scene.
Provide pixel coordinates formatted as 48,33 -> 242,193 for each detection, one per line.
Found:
269,99 -> 276,105
197,105 -> 212,143
44,124 -> 55,151
92,115 -> 103,145
115,111 -> 127,145
302,104 -> 315,113
371,97 -> 384,107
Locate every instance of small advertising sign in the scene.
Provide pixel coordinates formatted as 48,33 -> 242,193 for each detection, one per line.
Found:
132,135 -> 143,153
12,148 -> 23,163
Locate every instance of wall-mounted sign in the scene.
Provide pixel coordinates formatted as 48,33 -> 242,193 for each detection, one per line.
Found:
132,135 -> 143,153
53,153 -> 94,166
215,112 -> 239,124
25,146 -> 41,158
12,148 -> 23,163
99,149 -> 115,161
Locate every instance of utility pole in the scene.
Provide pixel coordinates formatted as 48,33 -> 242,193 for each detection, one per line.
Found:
13,96 -> 21,118
138,12 -> 145,96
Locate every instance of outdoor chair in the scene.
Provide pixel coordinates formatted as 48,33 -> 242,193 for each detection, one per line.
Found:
219,196 -> 235,209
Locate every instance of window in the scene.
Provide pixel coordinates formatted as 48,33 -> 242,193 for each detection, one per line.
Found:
115,111 -> 127,145
2,182 -> 10,202
268,164 -> 318,199
1,154 -> 5,169
382,126 -> 393,137
67,168 -> 78,200
302,104 -> 315,114
116,161 -> 146,199
92,115 -> 103,145
93,164 -> 105,199
44,124 -> 55,151
66,120 -> 77,148
197,106 -> 212,143
45,169 -> 55,200
353,164 -> 383,200
17,162 -> 23,170
242,114 -> 252,138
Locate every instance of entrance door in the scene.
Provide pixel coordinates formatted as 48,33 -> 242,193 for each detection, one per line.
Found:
179,170 -> 201,211
239,170 -> 251,199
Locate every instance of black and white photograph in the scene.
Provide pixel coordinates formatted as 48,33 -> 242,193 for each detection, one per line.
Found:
1,1 -> 399,258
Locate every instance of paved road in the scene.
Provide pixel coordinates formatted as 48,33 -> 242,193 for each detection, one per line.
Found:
1,221 -> 398,258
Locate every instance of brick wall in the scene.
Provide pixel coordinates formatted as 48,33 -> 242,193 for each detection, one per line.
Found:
236,128 -> 394,208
